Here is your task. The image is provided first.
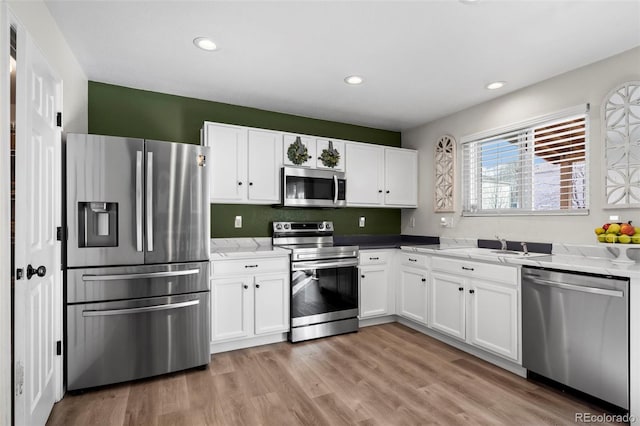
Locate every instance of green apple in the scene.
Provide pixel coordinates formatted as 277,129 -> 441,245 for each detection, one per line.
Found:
632,234 -> 640,244
619,234 -> 631,244
605,233 -> 618,243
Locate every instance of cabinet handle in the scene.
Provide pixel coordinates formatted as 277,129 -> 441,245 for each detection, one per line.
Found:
249,182 -> 253,186
243,285 -> 248,289
255,284 -> 260,289
408,258 -> 417,262
421,278 -> 426,282
238,181 -> 243,186
361,275 -> 365,278
244,265 -> 258,268
469,289 -> 475,294
378,190 -> 383,193
369,257 -> 379,260
386,190 -> 390,194
458,287 -> 464,292
461,266 -> 474,271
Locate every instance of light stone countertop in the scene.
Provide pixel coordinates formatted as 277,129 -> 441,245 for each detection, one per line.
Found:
209,237 -> 289,260
401,244 -> 640,279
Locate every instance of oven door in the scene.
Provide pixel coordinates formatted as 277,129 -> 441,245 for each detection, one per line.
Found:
282,167 -> 346,207
290,258 -> 358,326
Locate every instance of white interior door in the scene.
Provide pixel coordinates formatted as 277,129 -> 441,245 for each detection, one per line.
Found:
14,28 -> 62,426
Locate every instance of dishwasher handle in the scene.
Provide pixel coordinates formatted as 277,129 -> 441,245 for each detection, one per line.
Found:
525,275 -> 624,298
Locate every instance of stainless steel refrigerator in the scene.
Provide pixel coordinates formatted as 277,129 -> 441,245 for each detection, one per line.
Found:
64,134 -> 211,391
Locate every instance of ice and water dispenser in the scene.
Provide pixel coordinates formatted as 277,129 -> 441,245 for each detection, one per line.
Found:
77,202 -> 118,247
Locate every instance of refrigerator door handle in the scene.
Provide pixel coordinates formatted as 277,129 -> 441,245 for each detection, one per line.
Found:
146,151 -> 154,252
81,268 -> 200,281
136,151 -> 143,252
82,299 -> 200,317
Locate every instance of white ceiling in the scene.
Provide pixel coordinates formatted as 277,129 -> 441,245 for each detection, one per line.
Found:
45,0 -> 640,132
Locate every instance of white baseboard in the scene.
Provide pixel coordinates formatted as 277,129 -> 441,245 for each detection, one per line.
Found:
210,333 -> 288,354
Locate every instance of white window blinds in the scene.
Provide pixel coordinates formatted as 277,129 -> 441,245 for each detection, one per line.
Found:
462,105 -> 589,215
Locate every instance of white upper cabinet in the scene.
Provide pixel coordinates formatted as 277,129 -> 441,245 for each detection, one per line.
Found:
315,138 -> 345,171
345,143 -> 385,206
283,134 -> 316,168
346,142 -> 418,208
247,130 -> 283,203
203,122 -> 282,204
384,148 -> 418,207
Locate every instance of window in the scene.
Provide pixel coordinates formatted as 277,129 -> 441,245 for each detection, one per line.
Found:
462,105 -> 589,215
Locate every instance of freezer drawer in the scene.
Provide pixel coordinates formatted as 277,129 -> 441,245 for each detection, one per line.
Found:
66,292 -> 210,391
67,262 -> 209,304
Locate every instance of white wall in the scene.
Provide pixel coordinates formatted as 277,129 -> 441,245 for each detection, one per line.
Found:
8,1 -> 87,132
402,46 -> 640,245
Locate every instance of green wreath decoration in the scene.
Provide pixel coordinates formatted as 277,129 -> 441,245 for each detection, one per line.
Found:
319,140 -> 340,168
287,136 -> 310,165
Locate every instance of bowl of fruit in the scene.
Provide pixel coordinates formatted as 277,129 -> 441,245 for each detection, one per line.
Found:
595,221 -> 640,263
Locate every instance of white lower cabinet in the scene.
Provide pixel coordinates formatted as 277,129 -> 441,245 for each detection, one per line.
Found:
211,257 -> 290,344
430,256 -> 520,362
359,250 -> 394,318
397,253 -> 430,325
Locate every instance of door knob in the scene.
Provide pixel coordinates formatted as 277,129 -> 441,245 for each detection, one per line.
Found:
27,264 -> 46,280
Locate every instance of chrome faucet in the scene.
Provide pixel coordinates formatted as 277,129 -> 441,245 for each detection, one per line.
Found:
521,241 -> 529,255
495,235 -> 507,251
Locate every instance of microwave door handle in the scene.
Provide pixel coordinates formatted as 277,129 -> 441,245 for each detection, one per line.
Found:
333,175 -> 338,204
135,151 -> 143,252
146,151 -> 154,252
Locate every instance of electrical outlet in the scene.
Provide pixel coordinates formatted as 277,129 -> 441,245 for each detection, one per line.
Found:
609,215 -> 620,221
359,216 -> 365,227
234,216 -> 242,228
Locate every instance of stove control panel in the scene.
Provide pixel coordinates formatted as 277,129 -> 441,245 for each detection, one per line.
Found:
272,221 -> 333,235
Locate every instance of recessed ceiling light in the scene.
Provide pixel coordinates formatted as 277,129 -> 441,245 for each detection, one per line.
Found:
193,37 -> 217,51
344,75 -> 364,85
486,81 -> 506,90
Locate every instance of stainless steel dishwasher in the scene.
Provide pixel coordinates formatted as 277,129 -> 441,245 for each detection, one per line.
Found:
522,266 -> 629,409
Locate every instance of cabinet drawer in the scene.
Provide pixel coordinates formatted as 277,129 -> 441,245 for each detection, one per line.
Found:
399,252 -> 430,269
432,256 -> 517,285
212,257 -> 289,277
359,250 -> 391,266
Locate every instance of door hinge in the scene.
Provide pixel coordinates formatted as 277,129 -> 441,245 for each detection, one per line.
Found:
15,361 -> 24,396
56,112 -> 62,128
16,268 -> 23,280
56,226 -> 63,241
56,340 -> 62,356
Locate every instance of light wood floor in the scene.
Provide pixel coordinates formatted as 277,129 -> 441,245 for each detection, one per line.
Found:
47,323 -> 620,425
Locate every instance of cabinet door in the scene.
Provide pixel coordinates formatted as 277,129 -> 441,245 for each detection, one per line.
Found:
254,272 -> 290,335
316,138 -> 345,171
398,267 -> 428,325
430,272 -> 466,340
283,134 -> 315,167
247,130 -> 282,203
468,279 -> 519,361
211,276 -> 252,342
384,148 -> 418,207
204,123 -> 247,202
359,265 -> 389,318
345,143 -> 385,206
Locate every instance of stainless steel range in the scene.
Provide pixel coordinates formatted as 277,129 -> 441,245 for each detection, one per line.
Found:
272,221 -> 359,342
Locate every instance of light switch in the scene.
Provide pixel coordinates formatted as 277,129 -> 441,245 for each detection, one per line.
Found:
234,216 -> 242,228
359,216 -> 365,227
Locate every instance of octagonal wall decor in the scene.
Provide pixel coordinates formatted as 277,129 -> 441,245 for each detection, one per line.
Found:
435,135 -> 455,212
603,81 -> 640,207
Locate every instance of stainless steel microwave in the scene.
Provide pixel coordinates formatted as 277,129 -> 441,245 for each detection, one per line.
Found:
281,167 -> 347,207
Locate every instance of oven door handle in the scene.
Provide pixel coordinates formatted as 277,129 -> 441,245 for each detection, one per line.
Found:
292,258 -> 358,271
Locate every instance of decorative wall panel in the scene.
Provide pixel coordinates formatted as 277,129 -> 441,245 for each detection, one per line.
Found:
435,135 -> 455,212
603,81 -> 640,207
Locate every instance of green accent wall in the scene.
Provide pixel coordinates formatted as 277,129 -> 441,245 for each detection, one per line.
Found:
88,81 -> 402,237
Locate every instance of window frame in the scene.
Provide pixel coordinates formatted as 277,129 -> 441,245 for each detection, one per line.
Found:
460,104 -> 590,217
